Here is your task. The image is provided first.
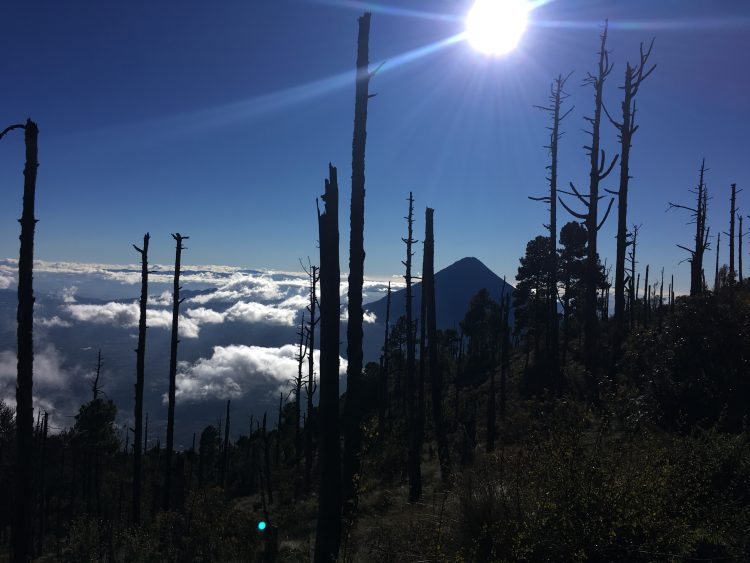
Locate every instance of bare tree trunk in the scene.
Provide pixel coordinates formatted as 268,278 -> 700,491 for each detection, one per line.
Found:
501,294 -> 510,421
531,73 -> 572,392
643,265 -> 650,327
715,232 -> 721,294
305,266 -> 319,494
378,283 -> 391,435
342,11 -> 372,523
294,313 -> 306,471
729,184 -> 738,285
559,23 -> 617,391
739,215 -> 744,285
314,164 -> 342,563
276,392 -> 282,466
132,233 -> 149,525
262,412 -> 273,505
6,119 -> 39,563
610,41 -> 655,372
403,192 -> 421,502
164,233 -> 188,511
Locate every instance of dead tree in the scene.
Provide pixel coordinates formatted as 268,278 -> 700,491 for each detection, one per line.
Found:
423,208 -> 451,483
643,265 -> 650,327
559,22 -> 618,386
530,72 -> 573,392
221,400 -> 230,488
1,119 -> 39,563
293,312 -> 306,473
164,232 -> 188,511
403,192 -> 421,502
342,11 -> 373,523
304,263 -> 319,494
276,392 -> 282,466
715,232 -> 721,293
627,225 -> 640,330
132,233 -> 149,525
605,39 -> 655,369
89,349 -> 104,400
668,159 -> 710,295
727,183 -> 741,285
314,163 -> 342,563
262,412 -> 273,505
739,215 -> 744,285
378,283 -> 391,436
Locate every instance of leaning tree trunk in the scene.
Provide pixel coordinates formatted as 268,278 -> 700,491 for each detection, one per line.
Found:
314,164 -> 342,563
403,192 -> 421,502
342,11 -> 372,523
164,233 -> 187,511
132,233 -> 149,525
425,209 -> 451,483
6,119 -> 39,563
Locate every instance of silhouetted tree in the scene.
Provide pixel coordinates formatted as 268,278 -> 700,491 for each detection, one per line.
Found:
402,192 -> 421,502
314,163 -> 342,563
606,39 -> 655,370
132,233 -> 149,525
668,160 -> 710,295
515,235 -> 550,365
1,119 -> 40,563
727,183 -> 741,285
559,222 -> 587,364
627,225 -> 640,329
91,350 -> 103,400
342,11 -> 373,523
715,233 -> 721,293
304,263 -> 319,494
164,232 -> 188,511
739,215 -> 744,285
262,412 -> 272,505
378,282 -> 391,436
423,208 -> 451,482
293,311 -> 306,472
559,22 -> 618,387
530,72 -> 573,392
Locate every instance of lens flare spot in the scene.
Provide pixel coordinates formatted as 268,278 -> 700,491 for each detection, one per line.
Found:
466,0 -> 530,55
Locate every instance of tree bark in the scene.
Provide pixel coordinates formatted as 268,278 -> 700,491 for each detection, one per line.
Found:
12,119 -> 39,563
132,233 -> 149,525
305,266 -> 318,494
342,11 -> 372,523
164,233 -> 187,511
314,164 -> 342,563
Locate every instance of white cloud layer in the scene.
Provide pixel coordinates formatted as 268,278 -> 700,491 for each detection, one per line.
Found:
174,344 -> 346,402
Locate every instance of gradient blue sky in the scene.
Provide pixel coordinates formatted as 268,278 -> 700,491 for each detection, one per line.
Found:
0,0 -> 748,293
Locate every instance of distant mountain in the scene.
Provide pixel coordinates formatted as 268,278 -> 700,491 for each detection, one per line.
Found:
366,257 -> 514,333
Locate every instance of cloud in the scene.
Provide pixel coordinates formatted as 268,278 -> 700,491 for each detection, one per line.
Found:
65,301 -> 201,338
184,307 -> 224,324
0,273 -> 14,290
35,315 -> 72,328
174,344 -> 347,402
224,301 -> 297,326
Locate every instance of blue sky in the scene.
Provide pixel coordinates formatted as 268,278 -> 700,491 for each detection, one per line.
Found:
0,0 -> 748,293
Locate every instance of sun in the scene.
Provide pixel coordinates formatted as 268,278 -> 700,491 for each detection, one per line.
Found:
465,0 -> 530,56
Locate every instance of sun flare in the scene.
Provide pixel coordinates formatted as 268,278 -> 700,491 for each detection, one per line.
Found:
466,0 -> 530,55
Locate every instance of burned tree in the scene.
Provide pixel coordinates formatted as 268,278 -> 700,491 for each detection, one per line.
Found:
627,225 -> 640,330
530,72 -> 573,392
740,215 -> 744,285
424,208 -> 450,482
668,160 -> 710,295
403,192 -> 421,502
293,312 -> 307,470
342,11 -> 373,522
304,263 -> 319,494
559,22 -> 618,384
378,282 -> 391,436
715,232 -> 721,293
605,39 -> 655,368
132,233 -> 149,525
2,119 -> 40,563
164,232 -> 188,511
727,183 -> 741,285
314,164 -> 342,563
